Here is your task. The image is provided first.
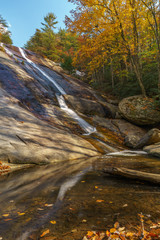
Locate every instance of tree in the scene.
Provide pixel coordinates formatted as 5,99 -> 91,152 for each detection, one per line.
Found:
41,12 -> 58,31
66,0 -> 160,97
0,15 -> 12,44
25,13 -> 58,61
25,13 -> 78,70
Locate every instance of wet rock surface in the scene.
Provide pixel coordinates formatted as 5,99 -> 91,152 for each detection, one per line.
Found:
0,48 -> 101,167
64,94 -> 106,117
0,88 -> 98,165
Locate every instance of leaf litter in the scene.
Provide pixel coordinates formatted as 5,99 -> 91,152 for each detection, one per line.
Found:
82,213 -> 160,240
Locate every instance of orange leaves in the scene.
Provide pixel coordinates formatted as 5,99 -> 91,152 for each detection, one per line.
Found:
40,229 -> 50,237
83,213 -> 160,240
96,199 -> 104,203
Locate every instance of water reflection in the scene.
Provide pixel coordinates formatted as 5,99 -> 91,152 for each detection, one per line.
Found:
0,155 -> 160,239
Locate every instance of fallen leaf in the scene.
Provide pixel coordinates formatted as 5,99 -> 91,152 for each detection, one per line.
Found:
81,181 -> 85,183
2,214 -> 9,217
26,218 -> 31,222
45,204 -> 53,207
4,218 -> 12,221
110,228 -> 116,233
82,219 -> 87,223
106,230 -> 110,237
96,200 -> 104,203
87,231 -> 94,237
126,232 -> 134,237
50,220 -> 56,225
40,229 -> 50,237
37,208 -> 44,211
114,222 -> 120,229
122,204 -> 128,207
69,208 -> 75,211
95,186 -> 98,189
17,212 -> 25,216
118,227 -> 125,232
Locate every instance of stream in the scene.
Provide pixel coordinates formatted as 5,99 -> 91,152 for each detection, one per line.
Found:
0,154 -> 160,240
0,45 -> 160,240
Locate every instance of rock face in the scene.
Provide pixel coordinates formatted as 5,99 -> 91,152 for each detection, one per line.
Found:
64,94 -> 106,117
0,47 -> 101,166
0,89 -> 98,165
119,96 -> 160,125
92,117 -> 146,148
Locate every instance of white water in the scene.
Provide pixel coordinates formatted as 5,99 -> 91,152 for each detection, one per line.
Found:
18,47 -> 96,135
105,150 -> 147,157
0,43 -> 17,60
56,94 -> 96,134
19,47 -> 66,95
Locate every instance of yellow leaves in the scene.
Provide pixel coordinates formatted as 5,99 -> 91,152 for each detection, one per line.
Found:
50,220 -> 56,225
17,212 -> 25,216
110,228 -> 116,233
2,214 -> 9,217
114,222 -> 120,229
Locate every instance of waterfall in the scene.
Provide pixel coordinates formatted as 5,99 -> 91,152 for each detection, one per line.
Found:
18,47 -> 96,135
0,43 -> 17,60
56,94 -> 96,134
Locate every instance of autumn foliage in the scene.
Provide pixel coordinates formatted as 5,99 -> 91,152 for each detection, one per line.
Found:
66,0 -> 160,97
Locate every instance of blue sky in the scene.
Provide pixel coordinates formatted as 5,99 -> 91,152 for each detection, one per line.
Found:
1,0 -> 75,47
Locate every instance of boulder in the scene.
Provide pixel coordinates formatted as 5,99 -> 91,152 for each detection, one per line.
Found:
144,143 -> 160,158
112,119 -> 146,148
64,94 -> 106,117
135,128 -> 160,149
119,95 -> 160,125
99,101 -> 120,118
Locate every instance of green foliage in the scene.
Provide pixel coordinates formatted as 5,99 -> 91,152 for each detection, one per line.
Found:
61,55 -> 74,73
0,15 -> 12,44
25,13 -> 78,68
41,13 -> 58,31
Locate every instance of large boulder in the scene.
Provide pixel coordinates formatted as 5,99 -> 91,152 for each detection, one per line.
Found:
119,96 -> 160,125
135,128 -> 160,149
64,94 -> 106,117
113,119 -> 146,148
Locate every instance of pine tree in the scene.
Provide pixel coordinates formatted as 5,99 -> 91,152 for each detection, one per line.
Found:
0,15 -> 12,44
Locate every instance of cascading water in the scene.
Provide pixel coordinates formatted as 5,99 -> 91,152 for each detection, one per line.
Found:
18,47 -> 96,135
56,94 -> 96,135
0,42 -> 17,60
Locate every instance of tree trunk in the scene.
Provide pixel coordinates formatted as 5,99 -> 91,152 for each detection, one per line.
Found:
130,55 -> 147,97
103,167 -> 160,184
110,59 -> 114,89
